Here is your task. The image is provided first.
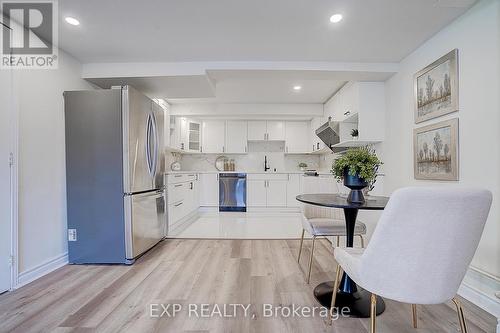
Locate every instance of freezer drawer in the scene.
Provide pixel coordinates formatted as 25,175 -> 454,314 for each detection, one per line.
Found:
125,190 -> 166,259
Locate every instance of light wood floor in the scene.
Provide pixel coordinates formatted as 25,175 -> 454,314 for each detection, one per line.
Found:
0,239 -> 496,333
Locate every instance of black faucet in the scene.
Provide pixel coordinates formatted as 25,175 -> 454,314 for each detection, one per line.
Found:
264,155 -> 270,172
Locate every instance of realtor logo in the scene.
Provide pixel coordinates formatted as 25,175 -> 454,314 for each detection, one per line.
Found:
1,0 -> 58,69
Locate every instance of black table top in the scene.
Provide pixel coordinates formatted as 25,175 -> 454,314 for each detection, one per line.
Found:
296,193 -> 389,210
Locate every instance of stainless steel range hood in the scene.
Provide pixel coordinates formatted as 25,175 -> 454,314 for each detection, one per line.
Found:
315,117 -> 340,151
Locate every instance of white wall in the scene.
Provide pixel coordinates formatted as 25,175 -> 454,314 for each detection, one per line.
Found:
14,50 -> 94,275
383,0 -> 500,280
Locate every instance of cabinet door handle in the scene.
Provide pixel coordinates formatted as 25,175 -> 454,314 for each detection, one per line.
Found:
222,146 -> 225,152
174,175 -> 182,178
200,146 -> 203,153
174,202 -> 183,207
174,184 -> 183,187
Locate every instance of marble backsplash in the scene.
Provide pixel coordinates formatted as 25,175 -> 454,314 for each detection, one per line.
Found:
168,141 -> 320,172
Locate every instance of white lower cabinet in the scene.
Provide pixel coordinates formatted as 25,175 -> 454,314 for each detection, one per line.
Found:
199,173 -> 219,206
286,174 -> 301,207
247,174 -> 289,208
266,180 -> 287,207
247,180 -> 267,207
166,173 -> 199,234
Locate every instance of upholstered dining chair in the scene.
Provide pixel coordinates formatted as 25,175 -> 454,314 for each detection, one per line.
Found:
330,187 -> 492,333
298,202 -> 367,283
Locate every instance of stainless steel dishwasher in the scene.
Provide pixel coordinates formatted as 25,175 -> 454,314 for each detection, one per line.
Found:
219,173 -> 247,212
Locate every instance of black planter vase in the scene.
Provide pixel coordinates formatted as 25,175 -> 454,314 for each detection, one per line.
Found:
343,168 -> 368,204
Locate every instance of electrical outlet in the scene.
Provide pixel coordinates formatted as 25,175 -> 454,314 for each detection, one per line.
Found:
68,229 -> 77,241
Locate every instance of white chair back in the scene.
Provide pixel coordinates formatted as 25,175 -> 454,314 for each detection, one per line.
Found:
301,176 -> 343,220
360,187 -> 492,304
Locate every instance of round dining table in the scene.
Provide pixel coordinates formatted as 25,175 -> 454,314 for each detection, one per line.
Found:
296,193 -> 389,318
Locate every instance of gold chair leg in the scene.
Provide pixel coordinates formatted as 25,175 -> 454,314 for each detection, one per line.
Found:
452,297 -> 468,333
307,236 -> 316,284
359,235 -> 365,248
370,293 -> 377,333
328,264 -> 343,325
336,235 -> 340,247
297,229 -> 305,263
411,304 -> 417,328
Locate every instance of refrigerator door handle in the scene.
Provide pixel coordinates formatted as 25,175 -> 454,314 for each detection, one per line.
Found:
150,111 -> 158,178
146,113 -> 154,177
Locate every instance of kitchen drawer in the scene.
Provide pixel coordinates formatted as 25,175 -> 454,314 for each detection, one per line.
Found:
168,200 -> 185,227
247,173 -> 288,181
167,174 -> 188,184
166,173 -> 197,184
185,173 -> 197,181
167,182 -> 186,204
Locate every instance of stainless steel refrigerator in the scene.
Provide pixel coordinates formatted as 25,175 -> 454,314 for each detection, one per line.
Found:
64,86 -> 166,264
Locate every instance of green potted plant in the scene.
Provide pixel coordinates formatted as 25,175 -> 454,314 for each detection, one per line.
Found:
298,162 -> 308,171
332,146 -> 382,203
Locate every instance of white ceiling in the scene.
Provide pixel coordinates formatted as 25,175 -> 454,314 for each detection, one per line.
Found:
58,0 -> 475,63
66,0 -> 476,104
87,69 -> 402,103
86,76 -> 216,99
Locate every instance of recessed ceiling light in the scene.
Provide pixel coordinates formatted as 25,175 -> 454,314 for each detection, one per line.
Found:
65,17 -> 80,26
330,14 -> 343,23
293,85 -> 302,91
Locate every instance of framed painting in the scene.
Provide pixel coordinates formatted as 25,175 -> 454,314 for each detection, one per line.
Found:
414,49 -> 458,123
414,118 -> 459,181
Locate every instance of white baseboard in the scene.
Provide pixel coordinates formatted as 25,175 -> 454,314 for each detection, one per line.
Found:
16,252 -> 68,289
457,267 -> 500,333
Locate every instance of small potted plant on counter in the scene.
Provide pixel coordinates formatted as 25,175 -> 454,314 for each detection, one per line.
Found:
332,146 -> 382,203
298,162 -> 308,171
350,128 -> 359,140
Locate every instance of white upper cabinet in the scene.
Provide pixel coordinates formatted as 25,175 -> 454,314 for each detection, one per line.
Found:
170,116 -> 188,151
225,120 -> 248,153
202,120 -> 226,153
187,120 -> 201,152
310,117 -> 327,152
248,120 -> 285,141
266,121 -> 285,141
285,121 -> 310,153
247,121 -> 267,141
324,81 -> 385,144
169,117 -> 201,152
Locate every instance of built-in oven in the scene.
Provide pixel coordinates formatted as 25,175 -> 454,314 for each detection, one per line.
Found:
219,173 -> 247,212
